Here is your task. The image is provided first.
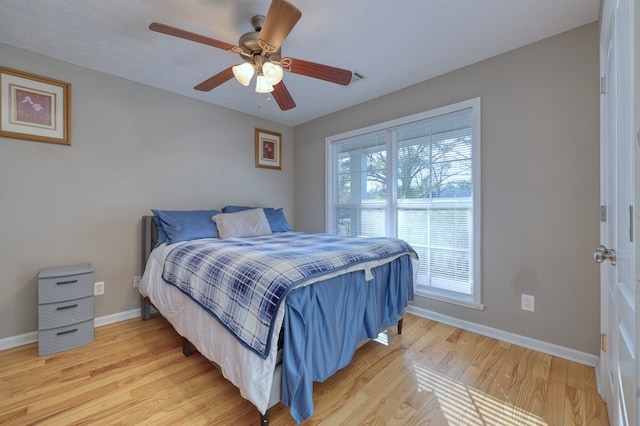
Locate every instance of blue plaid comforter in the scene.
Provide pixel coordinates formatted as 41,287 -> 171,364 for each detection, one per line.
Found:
162,232 -> 416,358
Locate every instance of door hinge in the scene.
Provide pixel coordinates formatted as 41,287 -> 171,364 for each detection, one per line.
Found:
600,333 -> 607,352
630,205 -> 634,242
600,205 -> 607,222
600,76 -> 606,94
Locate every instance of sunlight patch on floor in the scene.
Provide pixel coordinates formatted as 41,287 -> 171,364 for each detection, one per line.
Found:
414,362 -> 547,426
373,330 -> 389,346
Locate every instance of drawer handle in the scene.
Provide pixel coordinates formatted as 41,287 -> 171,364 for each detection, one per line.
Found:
56,279 -> 78,285
57,304 -> 78,311
56,328 -> 78,336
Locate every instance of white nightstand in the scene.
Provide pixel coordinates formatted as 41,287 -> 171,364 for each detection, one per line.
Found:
38,263 -> 95,356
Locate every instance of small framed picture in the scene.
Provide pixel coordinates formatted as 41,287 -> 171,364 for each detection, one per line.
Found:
0,66 -> 71,145
255,128 -> 281,170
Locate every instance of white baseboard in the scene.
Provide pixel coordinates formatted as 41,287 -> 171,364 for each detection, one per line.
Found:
94,308 -> 141,327
0,308 -> 141,351
0,331 -> 38,351
406,305 -> 600,367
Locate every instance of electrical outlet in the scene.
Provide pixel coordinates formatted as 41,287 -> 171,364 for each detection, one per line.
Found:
94,281 -> 105,296
521,294 -> 535,312
133,276 -> 141,288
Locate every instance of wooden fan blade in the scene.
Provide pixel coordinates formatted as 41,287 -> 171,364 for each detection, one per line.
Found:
272,81 -> 296,110
284,58 -> 352,86
149,22 -> 236,51
194,67 -> 235,91
258,0 -> 302,51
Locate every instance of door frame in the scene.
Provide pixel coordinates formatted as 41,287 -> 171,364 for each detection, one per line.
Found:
598,0 -> 613,400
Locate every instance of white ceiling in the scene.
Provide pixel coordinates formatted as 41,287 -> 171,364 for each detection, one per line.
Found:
0,0 -> 600,126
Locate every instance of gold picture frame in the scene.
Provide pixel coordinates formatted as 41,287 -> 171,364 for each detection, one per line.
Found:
0,66 -> 71,145
255,128 -> 281,170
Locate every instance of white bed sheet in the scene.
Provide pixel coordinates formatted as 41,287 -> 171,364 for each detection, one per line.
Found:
139,241 -> 280,414
139,240 -> 419,415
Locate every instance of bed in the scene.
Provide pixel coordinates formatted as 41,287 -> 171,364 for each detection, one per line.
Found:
138,208 -> 418,424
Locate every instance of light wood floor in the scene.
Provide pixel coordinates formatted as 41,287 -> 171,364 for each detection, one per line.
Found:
0,314 -> 608,425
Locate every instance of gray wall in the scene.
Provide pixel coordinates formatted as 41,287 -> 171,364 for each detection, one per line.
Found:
0,43 -> 294,339
293,23 -> 600,355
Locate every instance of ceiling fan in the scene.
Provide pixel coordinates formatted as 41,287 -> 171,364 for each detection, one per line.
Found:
149,0 -> 353,111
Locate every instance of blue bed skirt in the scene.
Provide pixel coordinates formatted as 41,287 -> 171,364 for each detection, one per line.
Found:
281,254 -> 414,422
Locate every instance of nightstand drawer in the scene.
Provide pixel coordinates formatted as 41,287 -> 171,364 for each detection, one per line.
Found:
38,319 -> 94,356
38,265 -> 94,303
39,296 -> 94,330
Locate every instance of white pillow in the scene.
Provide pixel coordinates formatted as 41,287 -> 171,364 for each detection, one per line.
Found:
211,208 -> 272,239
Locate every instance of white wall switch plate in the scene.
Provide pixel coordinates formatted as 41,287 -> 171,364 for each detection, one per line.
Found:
94,281 -> 105,296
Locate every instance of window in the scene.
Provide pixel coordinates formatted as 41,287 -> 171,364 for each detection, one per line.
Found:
326,98 -> 482,309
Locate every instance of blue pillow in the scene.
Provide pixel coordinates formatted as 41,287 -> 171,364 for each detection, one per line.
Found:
221,205 -> 252,214
222,205 -> 292,232
153,215 -> 169,246
264,208 -> 292,232
151,209 -> 220,244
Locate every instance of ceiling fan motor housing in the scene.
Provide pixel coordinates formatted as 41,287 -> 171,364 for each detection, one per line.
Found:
237,15 -> 282,65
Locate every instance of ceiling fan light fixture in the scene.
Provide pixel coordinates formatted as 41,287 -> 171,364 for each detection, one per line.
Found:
262,61 -> 284,85
232,62 -> 255,86
255,74 -> 274,93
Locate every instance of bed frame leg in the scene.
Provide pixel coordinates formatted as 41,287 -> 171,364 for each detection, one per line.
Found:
260,408 -> 270,425
141,296 -> 151,320
397,318 -> 403,335
182,337 -> 193,357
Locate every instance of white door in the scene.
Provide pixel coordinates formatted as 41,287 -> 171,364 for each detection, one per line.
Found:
598,0 -> 637,425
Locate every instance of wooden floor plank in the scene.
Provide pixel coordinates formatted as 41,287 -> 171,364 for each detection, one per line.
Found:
0,314 -> 608,425
544,356 -> 569,425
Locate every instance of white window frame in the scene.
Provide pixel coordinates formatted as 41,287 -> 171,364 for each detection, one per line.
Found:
325,97 -> 482,310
